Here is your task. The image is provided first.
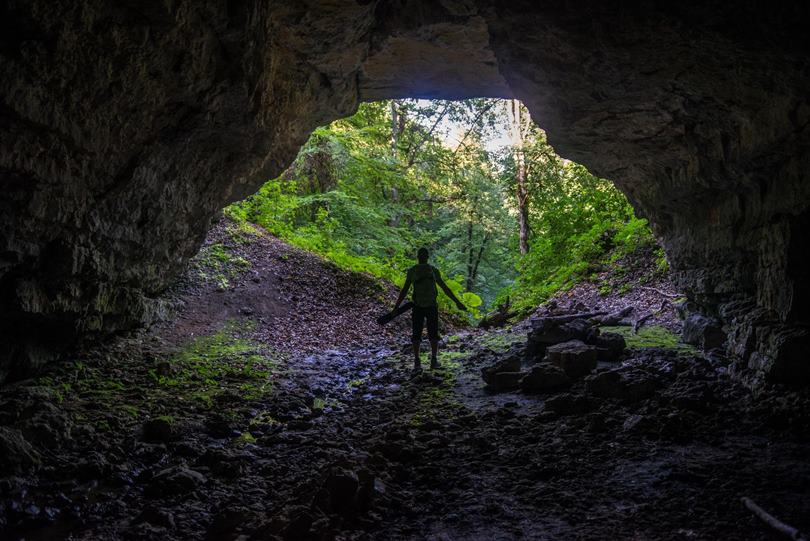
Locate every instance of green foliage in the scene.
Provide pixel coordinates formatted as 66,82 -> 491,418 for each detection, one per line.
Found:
501,204 -> 659,313
226,98 -> 662,320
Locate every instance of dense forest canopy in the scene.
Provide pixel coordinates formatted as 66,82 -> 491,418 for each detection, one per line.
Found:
226,99 -> 663,318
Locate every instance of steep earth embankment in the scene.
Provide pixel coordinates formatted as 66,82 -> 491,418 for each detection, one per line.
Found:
153,217 -> 414,354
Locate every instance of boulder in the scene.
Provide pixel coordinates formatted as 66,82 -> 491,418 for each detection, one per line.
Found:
546,340 -> 598,378
486,371 -> 525,391
481,355 -> 522,387
527,317 -> 594,359
141,417 -> 175,443
682,313 -> 726,350
593,332 -> 626,361
519,364 -> 571,393
325,468 -> 359,514
746,326 -> 810,386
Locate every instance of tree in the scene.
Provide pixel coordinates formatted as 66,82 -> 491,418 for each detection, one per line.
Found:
228,97 -> 649,316
504,99 -> 534,255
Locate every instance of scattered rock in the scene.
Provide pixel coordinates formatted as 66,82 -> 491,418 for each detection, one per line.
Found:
206,506 -> 258,539
481,356 -> 523,390
19,415 -> 71,447
486,371 -> 524,391
519,363 -> 571,392
546,340 -> 598,378
586,369 -> 658,403
200,447 -> 251,479
141,417 -> 175,443
280,506 -> 315,539
146,466 -> 207,497
544,394 -> 591,415
134,505 -> 176,529
205,415 -> 240,439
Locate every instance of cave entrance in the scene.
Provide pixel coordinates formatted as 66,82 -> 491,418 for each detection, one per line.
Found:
217,98 -> 671,330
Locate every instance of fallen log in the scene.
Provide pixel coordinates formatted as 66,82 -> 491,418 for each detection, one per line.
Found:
632,312 -> 654,334
741,497 -> 807,540
530,311 -> 608,329
593,306 -> 633,326
478,299 -> 518,329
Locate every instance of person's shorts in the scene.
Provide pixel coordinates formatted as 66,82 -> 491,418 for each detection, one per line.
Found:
412,304 -> 439,341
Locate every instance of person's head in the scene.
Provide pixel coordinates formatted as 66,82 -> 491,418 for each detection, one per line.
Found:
417,247 -> 429,264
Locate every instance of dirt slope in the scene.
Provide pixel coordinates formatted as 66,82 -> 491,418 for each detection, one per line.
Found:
153,217 -> 415,354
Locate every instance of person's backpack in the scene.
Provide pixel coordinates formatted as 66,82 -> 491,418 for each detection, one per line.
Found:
411,266 -> 438,307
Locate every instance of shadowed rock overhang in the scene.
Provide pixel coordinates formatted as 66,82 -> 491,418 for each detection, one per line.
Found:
0,0 -> 808,385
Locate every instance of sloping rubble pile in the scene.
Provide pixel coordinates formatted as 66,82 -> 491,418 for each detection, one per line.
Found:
481,307 -> 628,392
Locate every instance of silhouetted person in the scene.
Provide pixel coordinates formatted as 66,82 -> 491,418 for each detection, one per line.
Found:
393,247 -> 466,373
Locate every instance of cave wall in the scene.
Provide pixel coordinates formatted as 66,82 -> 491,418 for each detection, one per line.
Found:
1,0 -> 808,385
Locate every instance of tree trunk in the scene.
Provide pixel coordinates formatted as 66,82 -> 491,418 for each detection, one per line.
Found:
390,100 -> 399,158
470,232 -> 490,290
466,220 -> 474,290
507,99 -> 531,255
516,148 -> 529,255
388,100 -> 400,225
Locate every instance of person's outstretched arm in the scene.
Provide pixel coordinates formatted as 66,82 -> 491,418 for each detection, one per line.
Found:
394,276 -> 412,309
435,272 -> 467,311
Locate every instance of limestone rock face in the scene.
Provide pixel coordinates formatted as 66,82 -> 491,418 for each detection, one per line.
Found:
1,1 -> 809,383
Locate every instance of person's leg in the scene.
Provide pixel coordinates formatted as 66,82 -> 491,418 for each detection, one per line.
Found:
427,305 -> 440,369
411,306 -> 425,371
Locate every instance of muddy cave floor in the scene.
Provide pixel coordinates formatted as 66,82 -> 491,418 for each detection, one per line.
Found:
2,225 -> 810,540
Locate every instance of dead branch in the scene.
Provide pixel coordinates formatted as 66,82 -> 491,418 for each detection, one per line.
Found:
593,306 -> 634,326
639,286 -> 684,299
530,311 -> 607,329
404,103 -> 451,167
452,100 -> 498,154
741,497 -> 807,540
633,312 -> 654,334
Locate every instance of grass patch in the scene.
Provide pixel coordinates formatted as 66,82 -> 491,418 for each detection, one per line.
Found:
193,242 -> 251,289
408,349 -> 471,427
224,218 -> 263,245
600,325 -> 697,354
409,385 -> 462,428
151,323 -> 280,408
233,431 -> 257,446
475,332 -> 524,354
